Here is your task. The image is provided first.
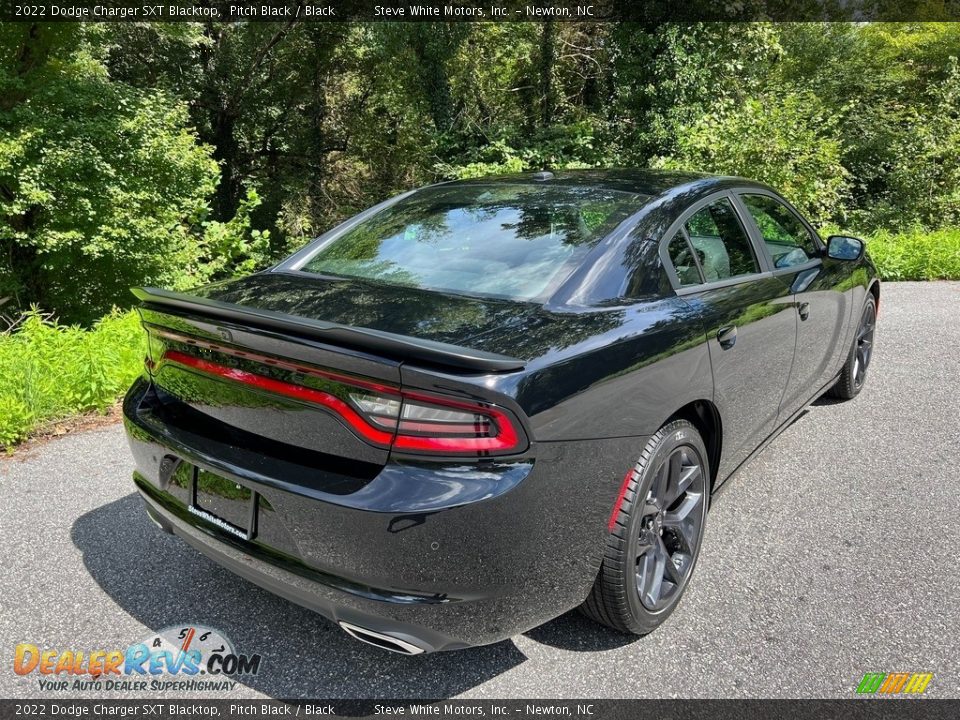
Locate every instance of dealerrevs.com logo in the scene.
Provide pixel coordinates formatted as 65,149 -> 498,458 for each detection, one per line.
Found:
14,625 -> 261,692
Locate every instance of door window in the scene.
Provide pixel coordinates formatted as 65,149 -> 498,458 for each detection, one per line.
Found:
683,198 -> 760,281
740,194 -> 818,269
665,233 -> 703,287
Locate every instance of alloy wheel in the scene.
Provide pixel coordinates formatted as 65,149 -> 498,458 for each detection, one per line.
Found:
635,445 -> 706,611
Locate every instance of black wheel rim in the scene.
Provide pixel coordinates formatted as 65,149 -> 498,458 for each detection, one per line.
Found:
635,445 -> 706,611
853,302 -> 876,389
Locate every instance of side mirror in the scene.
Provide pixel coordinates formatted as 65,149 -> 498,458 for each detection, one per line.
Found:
826,235 -> 865,261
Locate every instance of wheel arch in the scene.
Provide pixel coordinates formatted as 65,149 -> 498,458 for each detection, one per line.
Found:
868,279 -> 880,313
665,399 -> 722,493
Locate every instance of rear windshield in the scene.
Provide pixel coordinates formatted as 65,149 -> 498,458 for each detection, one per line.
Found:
297,184 -> 647,301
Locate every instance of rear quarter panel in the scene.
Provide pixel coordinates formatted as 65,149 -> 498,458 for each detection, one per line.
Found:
483,296 -> 712,442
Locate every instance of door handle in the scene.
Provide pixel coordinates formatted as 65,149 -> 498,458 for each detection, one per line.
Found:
717,325 -> 737,349
798,302 -> 810,321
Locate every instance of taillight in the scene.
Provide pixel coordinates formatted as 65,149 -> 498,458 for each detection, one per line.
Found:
154,344 -> 526,457
347,390 -> 521,454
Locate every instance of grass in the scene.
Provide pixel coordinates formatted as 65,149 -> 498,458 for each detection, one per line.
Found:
0,309 -> 145,450
864,227 -> 960,281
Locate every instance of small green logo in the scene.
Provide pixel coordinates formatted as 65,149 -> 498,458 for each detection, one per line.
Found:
857,672 -> 933,694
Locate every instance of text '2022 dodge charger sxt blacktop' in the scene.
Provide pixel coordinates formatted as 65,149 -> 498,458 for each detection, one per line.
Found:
124,170 -> 879,654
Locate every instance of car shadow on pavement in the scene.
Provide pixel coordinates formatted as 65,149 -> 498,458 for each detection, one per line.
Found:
523,612 -> 636,652
71,494 -> 527,698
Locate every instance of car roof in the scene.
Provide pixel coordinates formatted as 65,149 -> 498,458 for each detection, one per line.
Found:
281,169 -> 781,310
443,168 -> 764,199
433,169 -> 785,308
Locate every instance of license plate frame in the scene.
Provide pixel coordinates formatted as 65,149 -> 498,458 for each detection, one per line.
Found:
186,465 -> 259,541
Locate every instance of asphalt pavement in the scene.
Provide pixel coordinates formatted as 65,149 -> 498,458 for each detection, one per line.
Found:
1,281 -> 958,699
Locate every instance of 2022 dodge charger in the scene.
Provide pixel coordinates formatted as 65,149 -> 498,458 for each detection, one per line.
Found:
124,170 -> 879,654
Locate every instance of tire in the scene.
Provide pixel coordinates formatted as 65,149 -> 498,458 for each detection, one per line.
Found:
581,419 -> 710,635
828,295 -> 877,400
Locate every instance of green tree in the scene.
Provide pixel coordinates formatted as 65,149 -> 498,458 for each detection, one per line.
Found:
655,90 -> 850,223
0,23 -> 220,323
609,23 -> 783,164
777,22 -> 960,229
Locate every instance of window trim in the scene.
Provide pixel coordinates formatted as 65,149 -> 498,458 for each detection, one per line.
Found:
732,189 -> 825,277
658,190 -> 773,295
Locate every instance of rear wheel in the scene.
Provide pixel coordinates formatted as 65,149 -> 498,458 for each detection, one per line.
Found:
581,420 -> 709,635
829,295 -> 877,400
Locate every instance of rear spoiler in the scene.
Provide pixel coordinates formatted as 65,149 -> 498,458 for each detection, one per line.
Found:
131,287 -> 526,373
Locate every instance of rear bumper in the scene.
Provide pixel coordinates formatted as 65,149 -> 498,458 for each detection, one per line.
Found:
123,378 -> 647,651
136,484 -> 465,653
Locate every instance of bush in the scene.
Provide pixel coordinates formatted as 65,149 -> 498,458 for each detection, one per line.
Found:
193,189 -> 273,284
0,28 -> 220,325
655,90 -> 849,225
865,228 -> 960,281
865,59 -> 960,231
0,309 -> 144,449
436,123 -> 613,181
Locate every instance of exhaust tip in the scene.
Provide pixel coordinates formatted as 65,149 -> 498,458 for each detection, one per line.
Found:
339,621 -> 427,655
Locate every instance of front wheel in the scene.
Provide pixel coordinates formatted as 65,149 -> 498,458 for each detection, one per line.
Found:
829,295 -> 877,400
581,419 -> 709,635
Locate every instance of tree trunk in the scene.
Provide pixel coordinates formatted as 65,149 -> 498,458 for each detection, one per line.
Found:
212,107 -> 239,222
411,26 -> 456,134
539,20 -> 556,129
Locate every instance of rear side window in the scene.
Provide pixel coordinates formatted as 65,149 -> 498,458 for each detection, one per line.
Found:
740,194 -> 819,268
298,185 -> 647,302
666,234 -> 703,287
683,198 -> 759,281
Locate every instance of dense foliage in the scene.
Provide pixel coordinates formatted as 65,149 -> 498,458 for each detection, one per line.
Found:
0,309 -> 144,448
0,25 -> 266,323
865,228 -> 960,282
2,21 -> 958,324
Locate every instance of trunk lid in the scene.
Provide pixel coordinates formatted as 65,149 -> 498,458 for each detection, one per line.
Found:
177,271 -> 573,363
135,271 -> 535,471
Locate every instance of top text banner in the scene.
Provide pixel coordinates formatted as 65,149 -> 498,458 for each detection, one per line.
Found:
3,0 -> 959,22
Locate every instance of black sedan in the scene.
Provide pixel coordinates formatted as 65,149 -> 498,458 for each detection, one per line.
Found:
124,170 -> 879,653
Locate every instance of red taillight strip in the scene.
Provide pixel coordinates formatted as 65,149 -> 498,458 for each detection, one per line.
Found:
158,349 -> 524,455
607,467 -> 637,531
163,350 -> 395,447
149,326 -> 396,395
